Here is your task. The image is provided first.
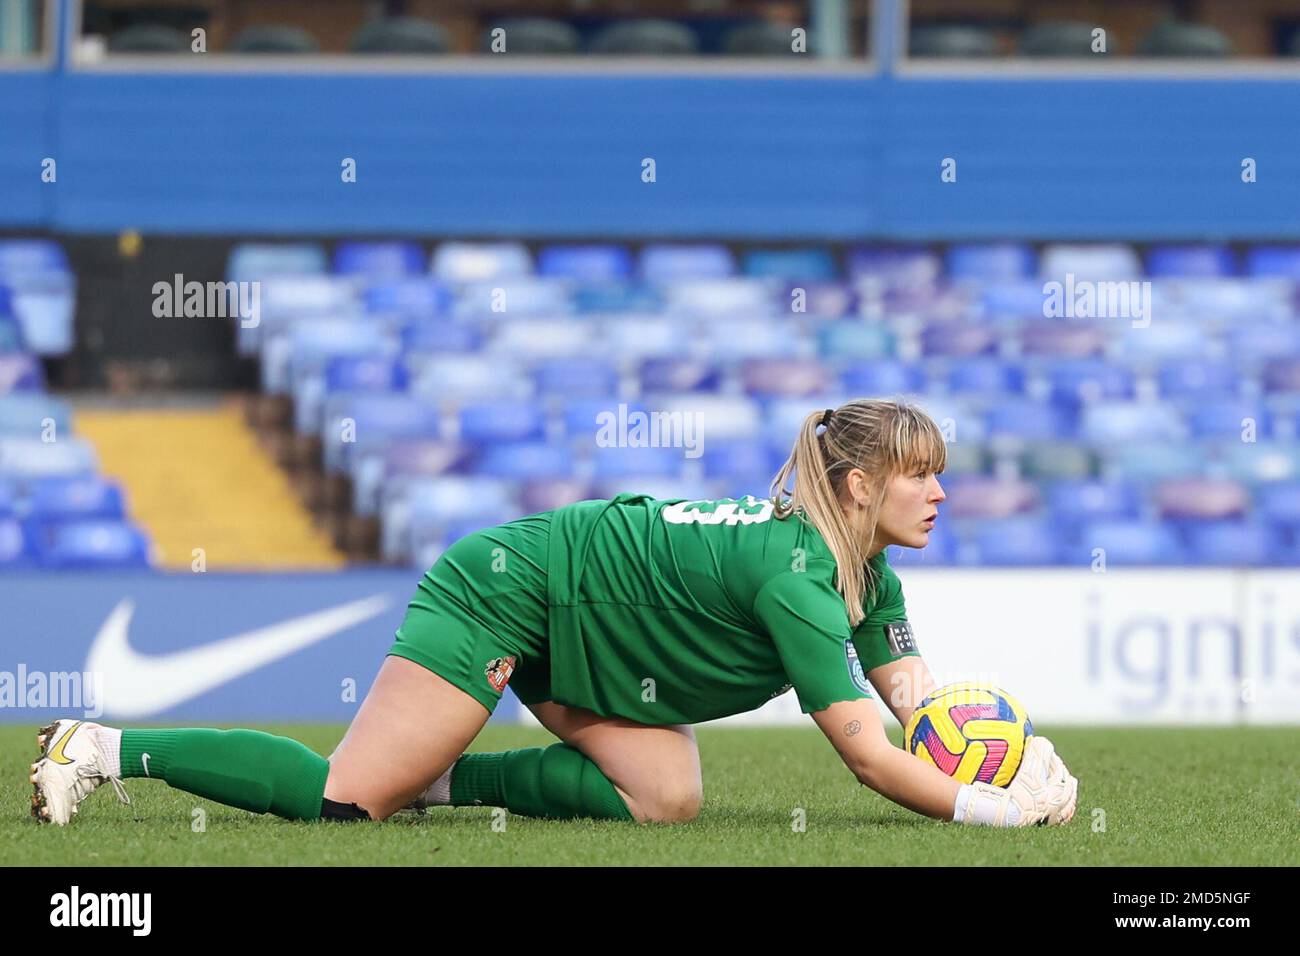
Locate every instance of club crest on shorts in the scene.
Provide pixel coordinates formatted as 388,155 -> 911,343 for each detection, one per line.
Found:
885,621 -> 917,656
484,655 -> 517,693
844,640 -> 871,694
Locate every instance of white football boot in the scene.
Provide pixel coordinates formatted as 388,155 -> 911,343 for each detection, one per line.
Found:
30,719 -> 131,825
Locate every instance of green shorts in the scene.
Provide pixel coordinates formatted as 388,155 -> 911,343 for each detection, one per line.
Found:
388,512 -> 553,715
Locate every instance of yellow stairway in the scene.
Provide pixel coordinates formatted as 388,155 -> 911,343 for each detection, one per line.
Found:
74,400 -> 344,570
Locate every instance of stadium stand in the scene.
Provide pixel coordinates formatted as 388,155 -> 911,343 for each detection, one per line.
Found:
229,239 -> 1300,571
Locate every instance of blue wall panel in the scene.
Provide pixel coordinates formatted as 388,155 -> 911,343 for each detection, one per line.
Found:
2,68 -> 1299,239
0,72 -> 55,227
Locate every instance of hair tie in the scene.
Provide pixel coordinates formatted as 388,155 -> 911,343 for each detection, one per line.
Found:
820,408 -> 834,428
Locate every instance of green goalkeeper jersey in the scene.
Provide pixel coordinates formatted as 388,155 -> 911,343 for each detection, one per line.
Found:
545,492 -> 918,725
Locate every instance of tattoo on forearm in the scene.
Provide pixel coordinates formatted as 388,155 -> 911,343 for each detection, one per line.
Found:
843,720 -> 862,737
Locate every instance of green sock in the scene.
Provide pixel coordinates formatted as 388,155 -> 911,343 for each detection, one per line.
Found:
120,729 -> 329,821
449,743 -> 633,821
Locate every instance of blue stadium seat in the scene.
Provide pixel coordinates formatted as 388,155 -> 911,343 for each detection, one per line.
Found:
946,357 -> 1025,395
0,272 -> 75,356
457,402 -> 546,444
538,245 -> 633,281
474,441 -> 574,480
1075,520 -> 1184,565
0,239 -> 70,274
1039,243 -> 1142,281
1255,482 -> 1300,528
1246,245 -> 1300,278
640,357 -> 722,393
742,249 -> 836,281
920,322 -> 998,357
1117,320 -> 1209,361
0,242 -> 75,354
324,355 -> 407,394
740,358 -> 832,397
0,314 -> 26,353
1106,442 -> 1204,480
34,519 -> 150,569
363,278 -> 453,320
571,285 -> 663,314
1222,442 -> 1300,482
408,355 -> 532,403
520,477 -> 594,514
817,322 -> 894,360
0,395 -> 72,437
939,475 -> 1039,519
488,319 -> 593,357
981,280 -> 1049,319
1019,321 -> 1107,358
333,241 -> 425,279
431,242 -> 533,282
1046,479 -> 1143,529
562,399 -> 649,440
352,439 -> 468,517
0,517 -> 31,566
969,517 -> 1066,565
399,480 -> 521,567
322,395 -> 443,474
1154,477 -> 1249,520
1181,521 -> 1279,566
1186,400 -> 1270,439
1019,441 -> 1097,480
840,361 -> 925,396
639,244 -> 735,282
763,395 -> 848,445
1262,358 -> 1300,394
701,440 -> 780,485
946,243 -> 1036,281
226,242 -> 327,284
591,444 -> 686,480
846,246 -> 940,286
985,402 -> 1074,442
0,438 -> 97,479
0,354 -> 45,393
401,321 -> 483,353
698,318 -> 791,358
1081,401 -> 1183,443
1228,324 -> 1300,362
1146,244 -> 1236,277
787,282 -> 855,320
533,357 -> 621,397
602,316 -> 685,359
664,278 -> 775,319
1047,359 -> 1136,405
456,278 -> 573,318
1158,358 -> 1239,399
27,477 -> 125,522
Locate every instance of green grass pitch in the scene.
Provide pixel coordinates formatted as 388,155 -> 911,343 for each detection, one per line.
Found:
3,724 -> 1296,866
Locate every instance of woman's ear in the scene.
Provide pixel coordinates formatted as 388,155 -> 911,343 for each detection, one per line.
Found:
845,468 -> 873,508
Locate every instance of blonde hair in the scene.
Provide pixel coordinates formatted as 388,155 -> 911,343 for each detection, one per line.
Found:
769,399 -> 947,627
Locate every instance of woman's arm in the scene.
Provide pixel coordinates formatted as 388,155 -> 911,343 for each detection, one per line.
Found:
810,697 -> 960,821
865,655 -> 937,729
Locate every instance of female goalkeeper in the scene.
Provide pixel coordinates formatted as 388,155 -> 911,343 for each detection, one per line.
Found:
31,398 -> 1077,829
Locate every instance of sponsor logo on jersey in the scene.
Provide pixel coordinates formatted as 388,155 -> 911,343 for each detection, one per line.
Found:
768,682 -> 794,700
662,496 -> 773,526
844,640 -> 871,694
885,621 -> 917,656
485,655 -> 517,693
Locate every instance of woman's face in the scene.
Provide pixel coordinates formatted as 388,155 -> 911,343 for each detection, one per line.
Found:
843,466 -> 946,555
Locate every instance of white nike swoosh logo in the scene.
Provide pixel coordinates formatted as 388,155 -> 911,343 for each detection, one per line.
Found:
86,594 -> 392,719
